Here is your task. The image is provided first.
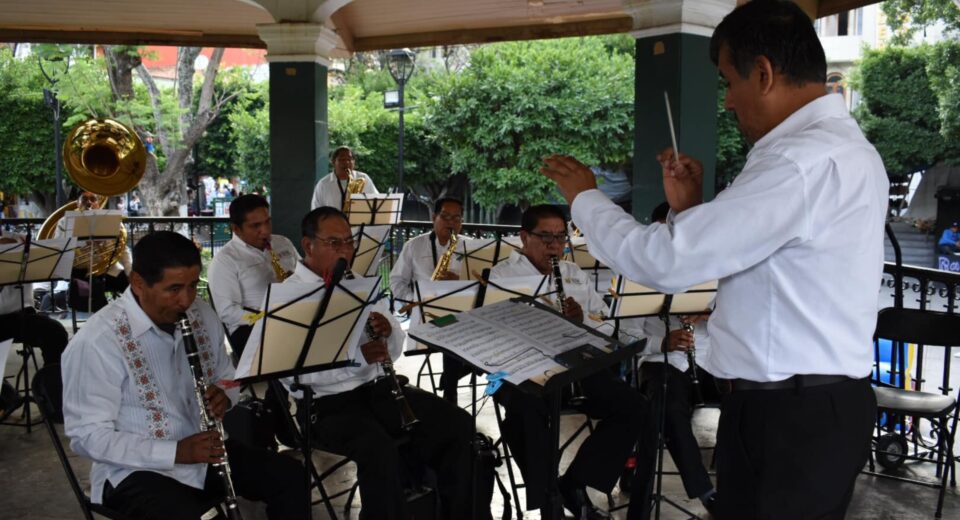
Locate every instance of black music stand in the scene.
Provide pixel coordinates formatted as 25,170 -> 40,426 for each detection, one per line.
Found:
606,277 -> 717,520
409,297 -> 646,520
0,236 -> 75,433
351,223 -> 391,278
346,194 -> 403,227
63,210 -> 123,320
235,271 -> 381,520
564,235 -> 613,293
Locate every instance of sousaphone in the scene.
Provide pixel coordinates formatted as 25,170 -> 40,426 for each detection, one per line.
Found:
38,119 -> 147,275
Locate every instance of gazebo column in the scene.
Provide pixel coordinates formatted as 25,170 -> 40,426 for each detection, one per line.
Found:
625,0 -> 735,222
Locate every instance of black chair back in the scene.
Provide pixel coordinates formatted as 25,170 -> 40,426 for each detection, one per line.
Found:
876,307 -> 960,348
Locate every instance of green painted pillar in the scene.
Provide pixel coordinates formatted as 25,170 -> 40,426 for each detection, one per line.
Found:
632,33 -> 719,223
268,62 -> 329,242
258,22 -> 341,244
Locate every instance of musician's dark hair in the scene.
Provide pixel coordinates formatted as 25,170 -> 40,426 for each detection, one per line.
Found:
709,0 -> 826,86
651,202 -> 671,223
433,197 -> 463,215
331,146 -> 352,162
132,231 -> 201,286
521,204 -> 567,232
301,206 -> 349,239
229,194 -> 269,227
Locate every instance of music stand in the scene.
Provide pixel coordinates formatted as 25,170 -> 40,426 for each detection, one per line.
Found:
456,236 -> 522,281
0,236 -> 75,433
409,297 -> 646,519
606,277 -> 717,520
351,223 -> 391,278
346,194 -> 403,226
564,236 -> 613,293
63,209 -> 123,315
235,272 -> 381,520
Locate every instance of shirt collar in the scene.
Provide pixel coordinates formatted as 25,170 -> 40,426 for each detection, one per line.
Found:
229,234 -> 268,254
751,93 -> 847,155
119,288 -> 179,339
507,250 -> 542,275
292,261 -> 323,283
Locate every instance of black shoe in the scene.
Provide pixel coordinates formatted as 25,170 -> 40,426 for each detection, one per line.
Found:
559,475 -> 612,520
1,382 -> 24,419
701,492 -> 718,518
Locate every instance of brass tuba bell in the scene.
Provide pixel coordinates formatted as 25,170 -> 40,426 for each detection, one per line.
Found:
38,119 -> 146,276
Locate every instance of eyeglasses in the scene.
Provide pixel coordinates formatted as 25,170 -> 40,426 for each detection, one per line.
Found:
529,232 -> 568,245
312,236 -> 356,250
437,212 -> 463,223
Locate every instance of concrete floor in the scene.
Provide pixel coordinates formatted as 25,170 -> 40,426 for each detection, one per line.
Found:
2,324 -> 959,519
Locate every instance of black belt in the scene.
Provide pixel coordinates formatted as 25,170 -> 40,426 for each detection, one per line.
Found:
730,374 -> 853,392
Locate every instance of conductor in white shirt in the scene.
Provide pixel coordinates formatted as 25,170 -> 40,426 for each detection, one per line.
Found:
310,145 -> 379,210
62,231 -> 307,519
541,2 -> 885,518
285,206 -> 481,520
207,194 -> 299,352
491,205 -> 650,519
389,196 -> 468,402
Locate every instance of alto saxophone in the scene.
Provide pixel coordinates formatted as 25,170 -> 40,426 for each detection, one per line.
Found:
266,244 -> 291,281
176,314 -> 243,520
431,230 -> 459,280
342,170 -> 367,214
366,315 -> 419,430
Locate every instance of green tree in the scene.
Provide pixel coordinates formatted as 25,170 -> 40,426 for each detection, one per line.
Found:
714,83 -> 749,191
882,0 -> 960,44
429,38 -> 635,209
851,45 -> 960,176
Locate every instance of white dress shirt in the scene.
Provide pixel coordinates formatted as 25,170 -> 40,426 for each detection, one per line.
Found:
310,171 -> 379,210
389,231 -> 468,302
62,289 -> 240,503
0,285 -> 32,314
570,94 -> 888,382
489,250 -> 608,318
281,261 -> 404,399
207,234 -> 300,333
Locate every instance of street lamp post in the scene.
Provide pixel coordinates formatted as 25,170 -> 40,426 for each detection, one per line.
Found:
39,56 -> 68,208
386,48 -> 416,193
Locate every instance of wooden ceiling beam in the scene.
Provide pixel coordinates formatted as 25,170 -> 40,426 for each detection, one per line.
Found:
816,0 -> 881,18
352,16 -> 634,52
0,28 -> 266,49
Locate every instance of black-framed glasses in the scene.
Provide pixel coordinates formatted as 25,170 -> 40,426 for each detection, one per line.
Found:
529,231 -> 568,245
437,212 -> 463,223
312,236 -> 356,250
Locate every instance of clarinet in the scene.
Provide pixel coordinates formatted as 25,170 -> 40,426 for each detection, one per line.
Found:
550,255 -> 567,315
177,314 -> 243,520
681,321 -> 704,405
366,316 -> 419,430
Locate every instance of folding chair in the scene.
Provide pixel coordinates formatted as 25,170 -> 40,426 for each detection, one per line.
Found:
866,307 -> 959,519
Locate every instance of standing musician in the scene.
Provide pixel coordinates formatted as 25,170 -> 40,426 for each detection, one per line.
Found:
490,204 -> 651,519
285,207 -> 482,520
541,2 -> 884,518
389,197 -> 468,402
61,231 -> 307,520
208,194 -> 299,352
310,146 -> 379,210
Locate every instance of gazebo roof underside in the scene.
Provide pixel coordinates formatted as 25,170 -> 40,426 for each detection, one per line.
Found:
0,0 -> 880,51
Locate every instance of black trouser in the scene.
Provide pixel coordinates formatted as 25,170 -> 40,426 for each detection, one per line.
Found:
715,377 -> 875,520
0,308 -> 68,366
638,361 -> 721,499
102,439 -> 308,520
300,379 -> 477,520
228,325 -> 253,357
496,369 -> 650,510
440,354 -> 472,404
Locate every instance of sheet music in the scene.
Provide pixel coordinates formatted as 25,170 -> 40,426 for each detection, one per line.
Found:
0,238 -> 76,283
352,224 -> 391,277
64,209 -> 123,240
235,276 -> 380,380
409,299 -> 612,385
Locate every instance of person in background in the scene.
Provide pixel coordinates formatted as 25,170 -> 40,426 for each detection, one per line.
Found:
938,222 -> 960,255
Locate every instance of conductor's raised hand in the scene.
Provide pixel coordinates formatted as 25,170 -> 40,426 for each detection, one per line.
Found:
175,430 -> 225,465
204,385 -> 230,420
367,312 -> 392,338
540,155 -> 598,206
656,148 -> 704,213
361,339 -> 390,364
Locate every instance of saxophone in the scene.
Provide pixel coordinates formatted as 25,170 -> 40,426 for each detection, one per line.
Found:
431,231 -> 459,280
366,316 -> 419,430
176,314 -> 243,520
342,170 -> 367,214
266,244 -> 291,281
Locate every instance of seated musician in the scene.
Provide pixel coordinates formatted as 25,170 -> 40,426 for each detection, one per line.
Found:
286,207 -> 481,520
62,231 -> 308,520
58,191 -> 132,311
489,204 -> 651,519
630,201 -> 720,514
389,196 -> 469,402
207,194 -> 299,352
